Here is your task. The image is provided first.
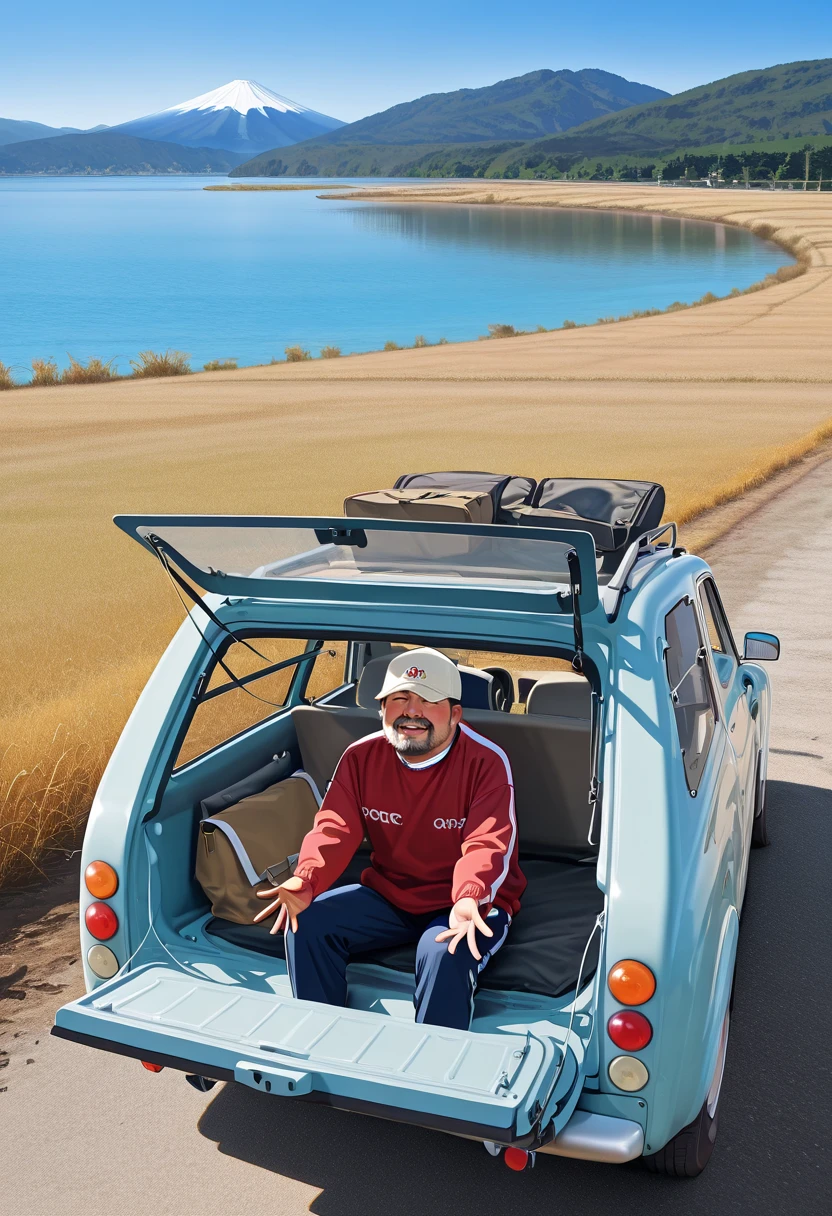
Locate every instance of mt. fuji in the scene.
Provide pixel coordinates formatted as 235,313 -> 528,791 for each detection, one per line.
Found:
112,80 -> 344,155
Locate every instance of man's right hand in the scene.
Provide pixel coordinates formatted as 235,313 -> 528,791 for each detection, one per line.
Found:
253,875 -> 312,935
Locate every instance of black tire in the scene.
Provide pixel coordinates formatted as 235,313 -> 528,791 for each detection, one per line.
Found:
751,754 -> 769,848
643,1098 -> 719,1177
645,1009 -> 728,1178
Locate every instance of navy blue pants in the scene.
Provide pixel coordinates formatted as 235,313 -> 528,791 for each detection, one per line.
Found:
285,884 -> 511,1031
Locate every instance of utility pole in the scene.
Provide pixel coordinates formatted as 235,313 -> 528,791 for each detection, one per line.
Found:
804,150 -> 811,191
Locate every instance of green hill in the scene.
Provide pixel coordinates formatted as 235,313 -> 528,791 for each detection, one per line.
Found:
231,141 -> 521,179
233,58 -> 832,182
317,69 -> 668,145
510,58 -> 832,159
231,68 -> 667,176
0,130 -> 247,175
0,117 -> 85,145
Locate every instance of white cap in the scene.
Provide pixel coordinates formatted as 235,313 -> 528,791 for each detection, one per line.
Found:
375,647 -> 462,703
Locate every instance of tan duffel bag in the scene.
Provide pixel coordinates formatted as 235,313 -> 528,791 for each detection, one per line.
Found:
195,772 -> 320,924
344,487 -> 494,524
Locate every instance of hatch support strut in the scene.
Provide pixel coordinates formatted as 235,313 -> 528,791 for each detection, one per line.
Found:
566,549 -> 584,673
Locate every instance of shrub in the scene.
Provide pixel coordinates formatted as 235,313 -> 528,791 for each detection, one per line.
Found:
561,320 -> 578,329
535,325 -> 548,333
487,324 -> 518,339
0,362 -> 16,390
31,358 -> 60,386
413,335 -> 428,348
130,349 -> 191,377
383,340 -> 400,351
695,292 -> 718,306
437,337 -> 449,344
320,345 -> 341,359
665,301 -> 689,313
773,262 -> 803,283
202,359 -> 238,371
285,345 -> 312,362
61,355 -> 118,384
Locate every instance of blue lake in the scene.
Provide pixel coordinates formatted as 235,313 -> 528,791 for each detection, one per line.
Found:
0,176 -> 792,376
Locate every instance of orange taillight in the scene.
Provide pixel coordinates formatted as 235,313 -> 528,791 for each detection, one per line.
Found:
85,860 -> 118,899
608,959 -> 656,1006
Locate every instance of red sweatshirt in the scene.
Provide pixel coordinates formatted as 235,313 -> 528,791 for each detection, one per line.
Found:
294,723 -> 525,917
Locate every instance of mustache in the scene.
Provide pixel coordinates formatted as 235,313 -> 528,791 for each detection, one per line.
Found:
393,716 -> 433,731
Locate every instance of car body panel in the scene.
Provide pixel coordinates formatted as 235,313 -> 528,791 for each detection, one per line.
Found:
59,515 -> 774,1161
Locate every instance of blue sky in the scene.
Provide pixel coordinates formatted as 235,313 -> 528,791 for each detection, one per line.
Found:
3,0 -> 830,128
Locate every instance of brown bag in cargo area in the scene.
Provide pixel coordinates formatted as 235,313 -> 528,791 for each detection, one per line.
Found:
195,774 -> 320,924
344,487 -> 493,524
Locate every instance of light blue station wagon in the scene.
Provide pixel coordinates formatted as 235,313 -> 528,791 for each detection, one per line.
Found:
53,474 -> 779,1178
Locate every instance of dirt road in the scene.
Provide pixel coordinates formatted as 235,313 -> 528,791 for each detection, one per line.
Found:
1,455 -> 829,1215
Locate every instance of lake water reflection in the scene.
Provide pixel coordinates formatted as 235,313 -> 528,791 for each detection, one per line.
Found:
0,176 -> 792,375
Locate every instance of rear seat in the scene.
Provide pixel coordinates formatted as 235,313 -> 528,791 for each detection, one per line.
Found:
293,703 -> 593,856
205,694 -> 602,1001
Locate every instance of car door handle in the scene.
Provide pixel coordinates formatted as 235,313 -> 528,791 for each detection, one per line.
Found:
743,679 -> 759,720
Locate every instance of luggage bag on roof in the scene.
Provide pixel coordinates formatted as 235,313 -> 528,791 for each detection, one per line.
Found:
393,470 -> 536,523
344,487 -> 494,525
506,478 -> 665,551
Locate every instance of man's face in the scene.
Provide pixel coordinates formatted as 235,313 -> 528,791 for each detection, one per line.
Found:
381,691 -> 462,758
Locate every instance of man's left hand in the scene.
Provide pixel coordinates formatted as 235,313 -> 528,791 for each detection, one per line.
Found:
435,897 -> 493,961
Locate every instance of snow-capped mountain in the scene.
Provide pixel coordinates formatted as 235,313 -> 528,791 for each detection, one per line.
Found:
111,80 -> 344,154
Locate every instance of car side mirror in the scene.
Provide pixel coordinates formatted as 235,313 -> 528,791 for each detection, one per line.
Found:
743,631 -> 780,662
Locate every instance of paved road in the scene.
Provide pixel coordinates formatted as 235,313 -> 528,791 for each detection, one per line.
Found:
2,462 -> 830,1216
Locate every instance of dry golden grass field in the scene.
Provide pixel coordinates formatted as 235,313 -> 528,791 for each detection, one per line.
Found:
2,182 -> 831,886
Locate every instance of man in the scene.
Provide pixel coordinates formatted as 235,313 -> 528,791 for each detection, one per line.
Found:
255,647 -> 525,1030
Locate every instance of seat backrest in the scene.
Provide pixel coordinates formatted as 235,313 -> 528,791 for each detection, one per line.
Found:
293,705 -> 378,793
291,705 -> 592,855
526,673 -> 591,719
357,655 -> 495,710
357,655 -> 395,707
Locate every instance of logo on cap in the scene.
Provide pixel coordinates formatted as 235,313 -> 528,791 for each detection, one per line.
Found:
405,666 -> 426,680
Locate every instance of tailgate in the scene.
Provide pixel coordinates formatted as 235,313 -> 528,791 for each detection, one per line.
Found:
54,964 -> 572,1141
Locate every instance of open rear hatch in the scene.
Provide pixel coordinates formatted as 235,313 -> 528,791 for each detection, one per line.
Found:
55,962 -> 590,1146
112,514 -> 600,618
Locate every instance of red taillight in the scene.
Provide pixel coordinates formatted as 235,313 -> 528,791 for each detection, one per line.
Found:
608,1009 -> 653,1051
141,1061 -> 164,1073
504,1148 -> 529,1171
85,901 -> 118,941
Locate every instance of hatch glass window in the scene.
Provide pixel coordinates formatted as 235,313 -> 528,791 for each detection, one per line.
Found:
139,524 -> 577,592
665,599 -> 716,793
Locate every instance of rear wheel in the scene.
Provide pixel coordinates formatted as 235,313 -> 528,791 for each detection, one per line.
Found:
644,1010 -> 728,1178
751,754 -> 769,848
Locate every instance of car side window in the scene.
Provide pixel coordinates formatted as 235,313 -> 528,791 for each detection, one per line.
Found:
665,599 -> 717,794
698,578 -> 738,688
175,636 -> 315,768
303,641 -> 349,703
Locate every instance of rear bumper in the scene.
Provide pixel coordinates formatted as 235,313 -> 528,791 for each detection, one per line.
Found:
50,1023 -> 542,1147
540,1110 -> 644,1164
53,1024 -> 643,1162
